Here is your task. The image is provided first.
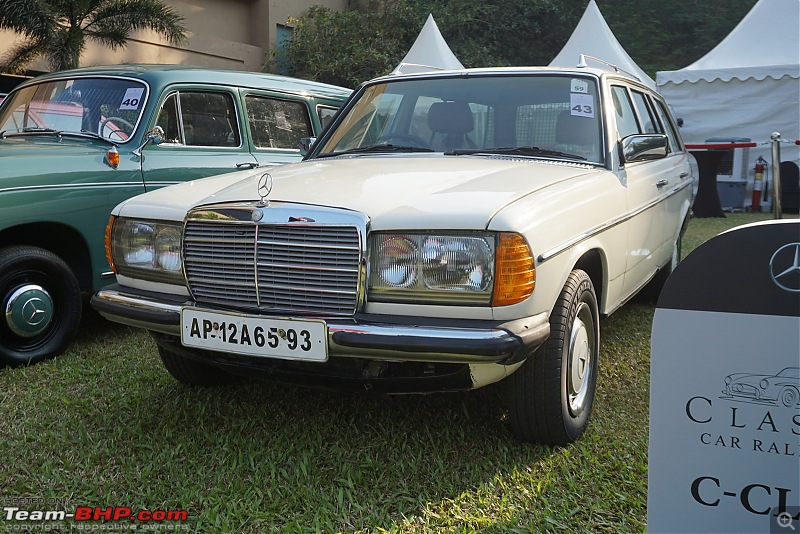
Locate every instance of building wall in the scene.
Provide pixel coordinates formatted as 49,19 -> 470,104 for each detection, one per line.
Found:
0,0 -> 348,79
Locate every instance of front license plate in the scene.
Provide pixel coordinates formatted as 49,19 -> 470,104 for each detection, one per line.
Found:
180,308 -> 328,362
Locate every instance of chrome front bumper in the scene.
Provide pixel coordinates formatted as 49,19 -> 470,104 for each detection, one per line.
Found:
91,286 -> 550,365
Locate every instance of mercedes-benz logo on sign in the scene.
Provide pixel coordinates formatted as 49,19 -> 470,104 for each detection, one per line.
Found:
257,172 -> 273,207
22,297 -> 47,326
769,242 -> 800,293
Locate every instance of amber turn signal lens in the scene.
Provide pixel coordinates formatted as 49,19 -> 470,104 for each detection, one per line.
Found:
105,215 -> 116,273
106,146 -> 120,168
493,232 -> 535,306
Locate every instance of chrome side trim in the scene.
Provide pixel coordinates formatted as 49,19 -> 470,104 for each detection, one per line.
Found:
538,179 -> 693,263
0,182 -> 145,194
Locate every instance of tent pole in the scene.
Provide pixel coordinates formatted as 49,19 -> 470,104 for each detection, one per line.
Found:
771,132 -> 782,219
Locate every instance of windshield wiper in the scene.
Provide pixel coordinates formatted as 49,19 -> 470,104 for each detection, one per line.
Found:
70,130 -> 118,145
1,127 -> 62,139
445,146 -> 587,161
318,143 -> 434,158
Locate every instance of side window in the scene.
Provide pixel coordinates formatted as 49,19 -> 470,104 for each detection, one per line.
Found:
317,106 -> 339,131
246,96 -> 312,149
155,91 -> 240,147
631,91 -> 658,134
156,93 -> 182,143
180,92 -> 240,147
652,99 -> 683,152
610,86 -> 639,139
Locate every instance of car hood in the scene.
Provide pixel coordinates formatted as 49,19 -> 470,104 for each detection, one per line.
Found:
115,155 -> 604,230
0,136 -> 116,181
0,135 -> 115,157
727,373 -> 773,384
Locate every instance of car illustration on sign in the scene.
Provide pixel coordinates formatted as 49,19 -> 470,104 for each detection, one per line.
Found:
0,65 -> 350,366
92,65 -> 693,444
722,367 -> 800,407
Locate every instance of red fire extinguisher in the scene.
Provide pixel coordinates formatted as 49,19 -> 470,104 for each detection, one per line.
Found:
752,156 -> 767,211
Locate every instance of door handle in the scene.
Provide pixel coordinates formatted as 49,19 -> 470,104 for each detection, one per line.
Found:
679,172 -> 689,179
236,162 -> 259,169
656,179 -> 669,188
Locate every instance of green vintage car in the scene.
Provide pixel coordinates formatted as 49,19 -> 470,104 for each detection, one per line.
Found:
0,65 -> 351,366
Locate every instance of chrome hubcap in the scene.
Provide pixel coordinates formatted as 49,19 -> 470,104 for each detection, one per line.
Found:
568,302 -> 595,416
4,284 -> 54,338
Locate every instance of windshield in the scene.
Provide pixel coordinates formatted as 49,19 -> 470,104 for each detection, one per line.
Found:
319,74 -> 604,164
0,77 -> 148,142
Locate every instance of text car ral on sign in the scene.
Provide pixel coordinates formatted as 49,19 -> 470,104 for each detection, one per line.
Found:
648,220 -> 800,533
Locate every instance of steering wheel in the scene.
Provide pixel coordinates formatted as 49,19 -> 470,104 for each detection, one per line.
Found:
378,133 -> 430,149
99,116 -> 136,141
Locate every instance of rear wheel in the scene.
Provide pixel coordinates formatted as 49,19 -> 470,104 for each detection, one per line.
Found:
507,269 -> 599,445
157,345 -> 236,386
0,246 -> 82,366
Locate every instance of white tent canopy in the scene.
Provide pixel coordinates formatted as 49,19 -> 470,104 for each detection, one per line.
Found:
391,14 -> 463,75
656,0 -> 799,208
658,0 -> 800,84
549,0 -> 656,89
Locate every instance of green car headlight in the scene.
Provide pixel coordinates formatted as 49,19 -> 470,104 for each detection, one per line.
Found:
369,233 -> 495,305
112,218 -> 183,284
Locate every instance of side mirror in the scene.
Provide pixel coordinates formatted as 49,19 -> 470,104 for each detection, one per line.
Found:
132,126 -> 165,157
299,137 -> 316,157
621,134 -> 669,163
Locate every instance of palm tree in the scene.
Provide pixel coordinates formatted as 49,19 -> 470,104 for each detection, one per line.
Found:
0,0 -> 188,73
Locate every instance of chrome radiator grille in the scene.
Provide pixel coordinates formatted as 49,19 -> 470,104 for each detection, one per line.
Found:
184,221 -> 361,314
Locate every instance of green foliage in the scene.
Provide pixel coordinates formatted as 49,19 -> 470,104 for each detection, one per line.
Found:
0,0 -> 187,73
269,0 -> 757,86
269,5 -> 405,88
598,0 -> 759,74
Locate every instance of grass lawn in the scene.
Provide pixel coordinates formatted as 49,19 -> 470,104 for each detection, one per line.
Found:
0,212 -> 785,532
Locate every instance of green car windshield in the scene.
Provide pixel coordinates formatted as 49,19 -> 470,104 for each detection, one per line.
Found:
318,74 -> 604,165
0,77 -> 148,143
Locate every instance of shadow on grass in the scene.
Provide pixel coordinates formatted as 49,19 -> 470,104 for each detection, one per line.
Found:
1,299 -> 655,532
3,308 -> 562,531
118,378 -> 558,528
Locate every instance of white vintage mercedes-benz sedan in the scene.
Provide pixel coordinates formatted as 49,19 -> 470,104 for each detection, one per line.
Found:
92,66 -> 693,445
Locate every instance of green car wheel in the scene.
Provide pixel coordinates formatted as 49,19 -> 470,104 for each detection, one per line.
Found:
0,246 -> 82,366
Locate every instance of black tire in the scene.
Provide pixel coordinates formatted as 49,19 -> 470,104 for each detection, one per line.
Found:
0,246 -> 82,366
157,345 -> 236,386
507,269 -> 599,445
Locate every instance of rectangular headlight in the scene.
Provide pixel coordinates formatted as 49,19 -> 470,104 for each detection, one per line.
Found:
111,217 -> 184,284
369,233 -> 496,305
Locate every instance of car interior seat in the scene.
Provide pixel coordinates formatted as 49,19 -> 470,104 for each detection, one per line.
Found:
427,101 -> 476,151
555,109 -> 598,160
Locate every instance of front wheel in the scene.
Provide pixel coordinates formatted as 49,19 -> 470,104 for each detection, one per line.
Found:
0,246 -> 82,366
506,269 -> 599,445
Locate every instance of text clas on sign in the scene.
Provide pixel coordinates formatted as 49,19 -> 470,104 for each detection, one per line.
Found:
648,220 -> 800,533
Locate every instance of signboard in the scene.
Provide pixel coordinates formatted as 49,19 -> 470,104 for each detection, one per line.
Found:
649,220 -> 800,533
